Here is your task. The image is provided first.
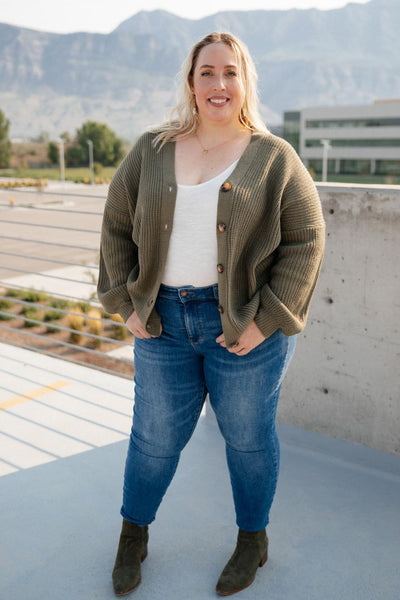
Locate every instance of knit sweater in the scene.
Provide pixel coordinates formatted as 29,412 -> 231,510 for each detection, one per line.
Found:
97,131 -> 325,347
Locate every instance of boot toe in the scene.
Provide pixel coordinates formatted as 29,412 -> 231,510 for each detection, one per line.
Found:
112,567 -> 141,595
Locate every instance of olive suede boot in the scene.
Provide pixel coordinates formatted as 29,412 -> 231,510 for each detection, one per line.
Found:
112,519 -> 149,596
216,528 -> 268,596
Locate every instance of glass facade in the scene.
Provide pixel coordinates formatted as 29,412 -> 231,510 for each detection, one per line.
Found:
308,159 -> 336,175
376,160 -> 400,175
306,117 -> 400,128
283,111 -> 300,153
340,160 -> 371,175
305,139 -> 400,147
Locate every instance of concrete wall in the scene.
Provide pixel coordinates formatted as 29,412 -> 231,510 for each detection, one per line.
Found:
278,182 -> 400,455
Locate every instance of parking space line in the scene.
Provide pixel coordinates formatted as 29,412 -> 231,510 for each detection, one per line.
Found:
0,381 -> 69,411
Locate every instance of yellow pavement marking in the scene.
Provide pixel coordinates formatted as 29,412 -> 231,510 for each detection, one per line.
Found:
0,381 -> 70,411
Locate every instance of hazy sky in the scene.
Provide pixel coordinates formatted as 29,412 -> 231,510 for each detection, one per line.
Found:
0,0 -> 371,34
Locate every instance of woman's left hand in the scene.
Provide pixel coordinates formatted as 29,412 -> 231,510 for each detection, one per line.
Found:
216,320 -> 266,356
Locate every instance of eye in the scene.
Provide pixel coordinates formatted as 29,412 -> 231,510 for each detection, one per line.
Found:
226,71 -> 237,77
200,71 -> 212,77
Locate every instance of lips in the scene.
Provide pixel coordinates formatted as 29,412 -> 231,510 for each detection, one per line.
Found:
208,97 -> 230,106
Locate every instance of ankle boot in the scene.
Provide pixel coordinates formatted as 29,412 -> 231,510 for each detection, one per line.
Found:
216,528 -> 268,596
112,519 -> 149,596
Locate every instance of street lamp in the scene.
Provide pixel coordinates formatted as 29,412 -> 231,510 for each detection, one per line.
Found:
87,139 -> 94,185
321,139 -> 331,183
57,138 -> 65,184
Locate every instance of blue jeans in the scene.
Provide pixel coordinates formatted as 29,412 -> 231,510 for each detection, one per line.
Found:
121,284 -> 296,532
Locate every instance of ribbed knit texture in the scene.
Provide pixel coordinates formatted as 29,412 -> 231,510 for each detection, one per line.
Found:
97,131 -> 325,346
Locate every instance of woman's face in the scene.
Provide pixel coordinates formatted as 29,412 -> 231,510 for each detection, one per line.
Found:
190,42 -> 245,128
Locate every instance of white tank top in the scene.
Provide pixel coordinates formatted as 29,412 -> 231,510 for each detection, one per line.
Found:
162,160 -> 239,287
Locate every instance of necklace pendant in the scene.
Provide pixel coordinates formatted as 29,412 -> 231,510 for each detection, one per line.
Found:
203,149 -> 208,155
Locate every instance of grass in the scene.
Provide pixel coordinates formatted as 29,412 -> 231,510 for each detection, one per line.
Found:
0,166 -> 117,183
2,167 -> 399,186
312,173 -> 400,185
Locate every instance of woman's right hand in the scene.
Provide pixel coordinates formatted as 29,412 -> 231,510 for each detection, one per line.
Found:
126,311 -> 163,338
126,311 -> 153,338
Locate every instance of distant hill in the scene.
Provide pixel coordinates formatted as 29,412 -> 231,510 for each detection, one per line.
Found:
0,0 -> 399,141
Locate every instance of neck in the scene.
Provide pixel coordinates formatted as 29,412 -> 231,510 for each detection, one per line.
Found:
196,121 -> 247,144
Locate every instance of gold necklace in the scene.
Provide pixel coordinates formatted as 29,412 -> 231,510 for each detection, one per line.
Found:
195,132 -> 242,156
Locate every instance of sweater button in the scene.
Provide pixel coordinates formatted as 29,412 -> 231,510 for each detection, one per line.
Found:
217,305 -> 224,314
220,182 -> 231,192
217,264 -> 224,273
218,222 -> 227,233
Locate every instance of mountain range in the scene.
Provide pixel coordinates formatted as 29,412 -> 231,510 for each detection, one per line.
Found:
0,0 -> 399,141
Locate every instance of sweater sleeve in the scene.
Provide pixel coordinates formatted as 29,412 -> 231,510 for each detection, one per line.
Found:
254,146 -> 325,338
97,139 -> 143,322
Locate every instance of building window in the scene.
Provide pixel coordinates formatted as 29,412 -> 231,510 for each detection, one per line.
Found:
305,118 -> 400,128
340,160 -> 371,175
376,160 -> 400,175
308,159 -> 336,175
305,138 -> 400,148
283,111 -> 300,153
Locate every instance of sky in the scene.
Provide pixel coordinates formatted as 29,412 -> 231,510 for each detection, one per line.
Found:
0,0 -> 372,34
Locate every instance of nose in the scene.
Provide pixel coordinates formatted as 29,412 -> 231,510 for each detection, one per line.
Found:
213,73 -> 226,90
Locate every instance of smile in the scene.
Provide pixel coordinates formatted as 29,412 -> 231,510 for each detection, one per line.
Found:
208,98 -> 230,105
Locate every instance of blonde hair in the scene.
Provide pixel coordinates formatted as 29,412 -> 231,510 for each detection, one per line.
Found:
152,32 -> 268,148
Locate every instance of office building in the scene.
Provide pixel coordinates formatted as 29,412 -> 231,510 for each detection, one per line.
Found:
283,99 -> 400,176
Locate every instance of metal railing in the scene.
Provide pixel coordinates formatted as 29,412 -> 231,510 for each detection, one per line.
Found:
0,186 -> 134,388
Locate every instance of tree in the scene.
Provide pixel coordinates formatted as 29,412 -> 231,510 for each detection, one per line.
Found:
65,121 -> 124,167
48,141 -> 59,165
0,109 -> 12,168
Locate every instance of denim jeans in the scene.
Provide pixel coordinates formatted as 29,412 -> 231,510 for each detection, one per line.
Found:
121,284 -> 296,532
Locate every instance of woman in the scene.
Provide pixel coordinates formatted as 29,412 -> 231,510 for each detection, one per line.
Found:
98,32 -> 325,596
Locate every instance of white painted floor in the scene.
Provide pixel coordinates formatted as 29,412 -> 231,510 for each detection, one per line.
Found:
1,342 -> 400,600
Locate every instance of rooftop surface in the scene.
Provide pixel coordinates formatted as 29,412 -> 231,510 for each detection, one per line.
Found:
1,341 -> 400,600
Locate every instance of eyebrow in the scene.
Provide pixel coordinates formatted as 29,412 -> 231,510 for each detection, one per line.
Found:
198,64 -> 238,69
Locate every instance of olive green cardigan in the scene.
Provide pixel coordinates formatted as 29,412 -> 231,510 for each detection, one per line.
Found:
97,131 -> 325,346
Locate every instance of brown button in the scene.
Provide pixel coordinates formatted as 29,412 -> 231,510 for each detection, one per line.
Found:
220,182 -> 231,192
217,305 -> 224,314
218,222 -> 227,233
217,264 -> 224,273
181,291 -> 188,297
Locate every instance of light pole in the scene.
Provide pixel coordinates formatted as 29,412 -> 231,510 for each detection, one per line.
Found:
58,138 -> 65,184
321,139 -> 331,183
87,139 -> 94,184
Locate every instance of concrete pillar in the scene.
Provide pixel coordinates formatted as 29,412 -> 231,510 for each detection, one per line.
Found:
370,159 -> 376,175
335,159 -> 340,174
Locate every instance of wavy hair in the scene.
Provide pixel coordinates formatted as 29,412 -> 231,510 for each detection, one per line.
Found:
152,32 -> 268,148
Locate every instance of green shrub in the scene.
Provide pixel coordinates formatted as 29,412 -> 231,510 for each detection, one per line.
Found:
5,288 -> 21,297
22,310 -> 40,327
49,298 -> 70,310
45,324 -> 61,334
0,298 -> 14,319
44,310 -> 63,322
76,301 -> 91,314
19,290 -> 48,303
20,305 -> 38,316
0,299 -> 13,310
0,311 -> 13,321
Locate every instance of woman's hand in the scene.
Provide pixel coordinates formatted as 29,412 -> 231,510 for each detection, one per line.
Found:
216,320 -> 265,356
126,311 -> 162,338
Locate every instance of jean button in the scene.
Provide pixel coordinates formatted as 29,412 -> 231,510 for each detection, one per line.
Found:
217,264 -> 224,273
181,291 -> 188,297
217,305 -> 224,313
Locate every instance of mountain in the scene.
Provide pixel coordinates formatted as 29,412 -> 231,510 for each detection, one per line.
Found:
0,0 -> 399,141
